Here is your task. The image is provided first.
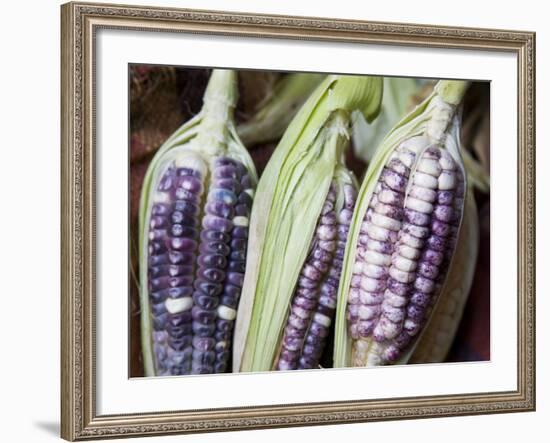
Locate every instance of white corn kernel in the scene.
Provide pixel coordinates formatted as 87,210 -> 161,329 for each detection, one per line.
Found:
165,297 -> 193,314
405,196 -> 433,214
371,212 -> 401,231
413,172 -> 438,189
217,305 -> 237,321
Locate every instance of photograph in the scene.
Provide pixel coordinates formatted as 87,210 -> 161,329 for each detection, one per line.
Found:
129,66 -> 491,377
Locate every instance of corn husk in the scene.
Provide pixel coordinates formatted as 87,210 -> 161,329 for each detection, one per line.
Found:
138,70 -> 257,376
333,80 -> 470,368
233,75 -> 383,372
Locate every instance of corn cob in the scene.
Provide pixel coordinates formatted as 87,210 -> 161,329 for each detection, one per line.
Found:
234,75 -> 383,372
276,169 -> 357,370
139,70 -> 258,376
334,80 -> 470,367
409,187 -> 479,363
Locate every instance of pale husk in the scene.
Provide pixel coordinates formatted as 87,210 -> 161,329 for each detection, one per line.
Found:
233,75 -> 383,372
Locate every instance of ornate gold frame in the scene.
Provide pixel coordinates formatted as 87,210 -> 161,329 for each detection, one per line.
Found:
61,1 -> 536,440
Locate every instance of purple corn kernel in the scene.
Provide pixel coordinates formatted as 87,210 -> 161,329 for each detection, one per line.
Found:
193,280 -> 222,296
234,204 -> 250,217
200,230 -> 230,243
214,164 -> 238,179
434,205 -> 454,222
152,203 -> 170,215
199,241 -> 230,256
205,201 -> 234,219
426,235 -> 446,252
227,272 -> 244,287
406,304 -> 425,322
216,319 -> 234,332
437,190 -> 454,205
228,261 -> 246,273
215,178 -> 241,193
220,294 -> 238,309
191,307 -> 217,324
198,267 -> 226,283
175,188 -> 199,202
404,208 -> 430,226
414,276 -> 435,294
237,192 -> 253,208
418,261 -> 439,279
192,322 -> 216,337
410,291 -> 431,308
177,175 -> 203,193
197,253 -> 227,268
193,293 -> 219,310
202,214 -> 233,232
168,251 -> 194,265
177,166 -> 202,177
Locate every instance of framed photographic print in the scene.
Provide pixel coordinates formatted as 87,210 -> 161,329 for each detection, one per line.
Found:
61,1 -> 536,440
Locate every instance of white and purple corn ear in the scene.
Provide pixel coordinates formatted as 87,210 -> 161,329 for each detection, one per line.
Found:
276,177 -> 357,370
410,187 -> 479,363
334,80 -> 470,367
234,75 -> 383,373
139,70 -> 257,376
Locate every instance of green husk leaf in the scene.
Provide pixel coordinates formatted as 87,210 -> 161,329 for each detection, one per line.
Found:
333,80 -> 469,368
138,69 -> 257,376
237,73 -> 325,146
351,77 -> 420,163
234,74 -> 383,372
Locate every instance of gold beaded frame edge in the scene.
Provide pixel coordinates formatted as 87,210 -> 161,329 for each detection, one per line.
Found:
60,1 -> 536,440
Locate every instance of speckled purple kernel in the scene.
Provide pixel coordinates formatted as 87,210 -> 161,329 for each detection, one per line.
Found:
414,276 -> 435,294
426,235 -> 446,252
404,303 -> 425,323
418,261 -> 439,279
410,291 -> 431,308
404,208 -> 431,226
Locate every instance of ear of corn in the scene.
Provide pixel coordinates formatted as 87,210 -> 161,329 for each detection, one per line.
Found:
333,80 -> 470,367
139,69 -> 258,376
409,187 -> 479,363
233,75 -> 383,373
237,73 -> 325,146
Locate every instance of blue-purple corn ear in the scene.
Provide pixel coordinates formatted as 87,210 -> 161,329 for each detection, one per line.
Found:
139,70 -> 257,376
334,80 -> 471,367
